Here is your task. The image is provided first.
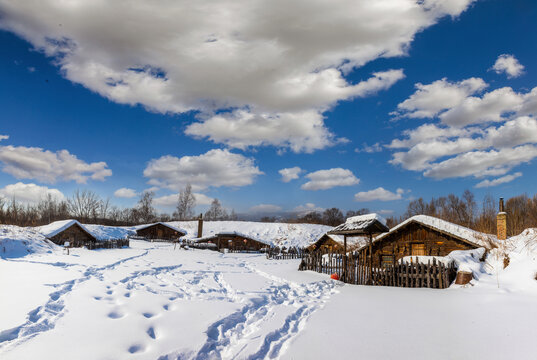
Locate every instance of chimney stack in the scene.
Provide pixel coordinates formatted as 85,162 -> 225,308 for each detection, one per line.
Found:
197,213 -> 203,238
497,197 -> 507,240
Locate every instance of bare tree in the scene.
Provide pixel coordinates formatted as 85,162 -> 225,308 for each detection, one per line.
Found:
323,208 -> 344,226
137,191 -> 156,223
68,189 -> 101,221
205,198 -> 225,220
174,184 -> 196,220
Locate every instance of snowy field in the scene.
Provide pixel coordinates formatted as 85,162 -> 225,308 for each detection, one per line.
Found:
1,240 -> 537,360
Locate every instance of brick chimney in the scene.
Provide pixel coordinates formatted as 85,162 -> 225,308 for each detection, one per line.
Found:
497,197 -> 507,240
197,213 -> 203,238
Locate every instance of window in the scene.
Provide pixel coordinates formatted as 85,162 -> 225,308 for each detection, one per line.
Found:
411,243 -> 426,256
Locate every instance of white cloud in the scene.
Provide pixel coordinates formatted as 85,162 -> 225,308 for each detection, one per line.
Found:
0,182 -> 65,203
144,148 -> 263,192
475,172 -> 522,188
301,168 -> 359,191
492,54 -> 525,78
0,0 -> 473,152
114,188 -> 137,198
354,187 -> 404,202
394,77 -> 487,119
250,204 -> 282,213
154,192 -> 213,208
378,209 -> 394,215
293,203 -> 324,215
0,135 -> 9,141
279,167 -> 303,182
423,145 -> 537,179
389,73 -> 537,184
356,142 -> 383,153
0,144 -> 111,183
185,70 -> 403,152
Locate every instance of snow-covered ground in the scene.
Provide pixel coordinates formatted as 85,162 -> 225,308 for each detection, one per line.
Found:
1,232 -> 537,359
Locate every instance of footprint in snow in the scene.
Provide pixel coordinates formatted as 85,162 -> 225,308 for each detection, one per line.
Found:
107,310 -> 125,319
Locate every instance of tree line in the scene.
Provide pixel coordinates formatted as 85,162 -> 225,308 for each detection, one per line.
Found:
0,184 -> 237,227
1,185 -> 537,237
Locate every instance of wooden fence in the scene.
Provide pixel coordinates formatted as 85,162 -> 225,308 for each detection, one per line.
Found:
87,239 -> 130,249
299,252 -> 456,289
266,247 -> 306,260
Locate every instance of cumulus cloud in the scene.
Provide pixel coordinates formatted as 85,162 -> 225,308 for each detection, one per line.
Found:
144,149 -> 263,192
354,187 -> 404,202
301,168 -> 359,191
394,77 -> 487,119
475,172 -> 522,188
0,144 -> 111,183
0,182 -> 65,203
279,167 -> 303,182
492,54 -> 525,78
185,70 -> 403,152
114,188 -> 137,198
389,74 -> 537,183
0,135 -> 9,141
0,0 -> 474,152
250,204 -> 282,213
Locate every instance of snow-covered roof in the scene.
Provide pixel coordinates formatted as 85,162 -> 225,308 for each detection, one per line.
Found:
84,224 -> 135,241
372,215 -> 496,249
36,219 -> 95,240
1,225 -> 58,258
192,231 -> 272,246
324,233 -> 369,248
329,213 -> 389,235
346,213 -> 387,226
166,220 -> 331,248
135,222 -> 187,235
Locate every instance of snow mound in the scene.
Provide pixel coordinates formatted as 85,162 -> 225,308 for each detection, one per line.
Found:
166,221 -> 332,248
0,225 -> 58,258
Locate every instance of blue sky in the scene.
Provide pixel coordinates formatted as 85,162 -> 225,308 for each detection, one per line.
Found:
0,0 -> 536,217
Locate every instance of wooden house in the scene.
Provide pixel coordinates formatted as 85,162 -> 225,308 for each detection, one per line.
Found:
359,215 -> 496,267
195,232 -> 270,252
37,220 -> 96,247
136,222 -> 186,241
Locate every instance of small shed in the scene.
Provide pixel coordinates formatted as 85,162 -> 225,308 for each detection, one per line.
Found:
328,213 -> 390,281
362,215 -> 496,267
195,232 -> 270,252
136,222 -> 186,241
37,220 -> 96,247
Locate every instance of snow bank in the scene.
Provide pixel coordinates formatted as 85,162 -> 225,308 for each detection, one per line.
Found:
166,221 -> 332,248
0,225 -> 58,258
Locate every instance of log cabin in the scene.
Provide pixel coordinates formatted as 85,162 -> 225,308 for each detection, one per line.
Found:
136,222 -> 186,241
194,232 -> 270,252
358,215 -> 496,267
37,219 -> 96,247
